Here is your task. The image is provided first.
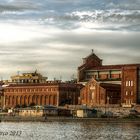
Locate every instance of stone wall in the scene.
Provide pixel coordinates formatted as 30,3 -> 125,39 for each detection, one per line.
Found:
95,107 -> 131,117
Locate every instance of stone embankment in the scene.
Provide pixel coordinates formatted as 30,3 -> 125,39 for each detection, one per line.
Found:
95,107 -> 131,117
1,116 -> 140,123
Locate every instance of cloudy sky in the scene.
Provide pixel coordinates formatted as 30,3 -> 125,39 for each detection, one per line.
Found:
0,0 -> 140,80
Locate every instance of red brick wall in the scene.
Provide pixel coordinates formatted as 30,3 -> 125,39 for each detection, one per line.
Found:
4,83 -> 81,108
80,79 -> 106,107
121,66 -> 138,105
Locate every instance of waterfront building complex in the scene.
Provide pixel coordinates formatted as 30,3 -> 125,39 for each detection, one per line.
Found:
1,51 -> 140,109
78,51 -> 140,107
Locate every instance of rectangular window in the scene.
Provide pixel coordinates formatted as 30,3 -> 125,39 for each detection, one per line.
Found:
128,81 -> 131,86
125,91 -> 128,96
130,100 -> 133,104
126,100 -> 128,104
131,91 -> 133,96
92,92 -> 94,100
126,81 -> 128,86
131,81 -> 133,86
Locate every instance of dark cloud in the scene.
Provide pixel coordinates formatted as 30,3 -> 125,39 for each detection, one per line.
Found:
0,0 -> 40,13
106,0 -> 140,10
1,0 -> 140,31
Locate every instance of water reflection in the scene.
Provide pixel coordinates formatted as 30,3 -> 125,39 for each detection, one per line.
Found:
0,121 -> 140,140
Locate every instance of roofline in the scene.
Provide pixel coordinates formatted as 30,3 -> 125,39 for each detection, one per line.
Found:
86,63 -> 140,70
4,83 -> 83,88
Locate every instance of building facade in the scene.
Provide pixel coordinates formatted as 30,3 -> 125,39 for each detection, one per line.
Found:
11,71 -> 47,84
78,51 -> 140,107
4,81 -> 82,109
121,66 -> 140,107
80,78 -> 121,107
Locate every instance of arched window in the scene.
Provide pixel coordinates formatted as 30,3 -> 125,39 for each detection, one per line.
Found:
16,96 -> 18,105
40,95 -> 43,105
24,96 -> 27,105
53,95 -> 57,105
12,96 -> 15,106
36,95 -> 39,105
28,96 -> 31,105
32,95 -> 35,104
8,96 -> 11,105
49,95 -> 51,105
44,96 -> 48,105
49,95 -> 54,105
17,96 -> 20,106
5,95 -> 8,106
20,96 -> 23,106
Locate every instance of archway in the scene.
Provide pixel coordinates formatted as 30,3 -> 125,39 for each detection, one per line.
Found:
53,95 -> 57,105
9,96 -> 11,106
12,96 -> 15,107
16,96 -> 18,106
44,95 -> 48,105
40,95 -> 43,105
28,95 -> 31,105
36,95 -> 39,105
24,96 -> 27,106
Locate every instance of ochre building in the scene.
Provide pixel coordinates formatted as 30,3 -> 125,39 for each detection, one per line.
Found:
78,51 -> 140,107
11,71 -> 47,84
4,82 -> 82,108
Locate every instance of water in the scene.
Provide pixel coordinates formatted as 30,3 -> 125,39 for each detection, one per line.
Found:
0,120 -> 140,140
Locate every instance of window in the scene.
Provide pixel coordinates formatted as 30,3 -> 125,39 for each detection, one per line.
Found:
130,100 -> 133,104
126,81 -> 128,86
128,81 -> 131,86
130,91 -> 133,96
126,80 -> 134,87
131,81 -> 133,86
124,100 -> 126,104
125,91 -> 128,96
92,92 -> 94,100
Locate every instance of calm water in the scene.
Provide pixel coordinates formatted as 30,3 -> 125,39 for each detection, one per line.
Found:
0,120 -> 140,140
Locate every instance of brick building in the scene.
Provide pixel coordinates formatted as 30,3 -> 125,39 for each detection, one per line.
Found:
78,51 -> 140,107
80,78 -> 121,107
4,81 -> 82,109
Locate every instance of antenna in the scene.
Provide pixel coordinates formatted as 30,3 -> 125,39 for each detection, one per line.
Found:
91,49 -> 94,54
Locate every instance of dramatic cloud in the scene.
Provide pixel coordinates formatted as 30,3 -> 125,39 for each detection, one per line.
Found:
0,0 -> 140,80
